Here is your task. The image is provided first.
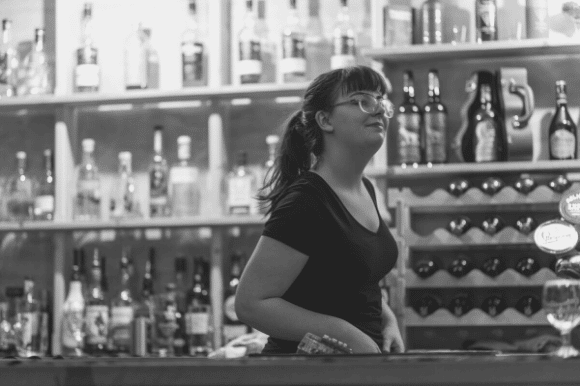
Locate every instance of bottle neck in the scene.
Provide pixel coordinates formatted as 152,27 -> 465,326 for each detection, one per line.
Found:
119,161 -> 132,175
81,15 -> 94,47
68,281 -> 83,299
35,34 -> 45,52
2,27 -> 11,46
44,154 -> 53,180
557,90 -> 568,107
428,73 -> 441,103
17,158 -> 27,177
82,150 -> 95,165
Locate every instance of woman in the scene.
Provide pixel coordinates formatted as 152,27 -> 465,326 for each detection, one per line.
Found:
235,66 -> 403,354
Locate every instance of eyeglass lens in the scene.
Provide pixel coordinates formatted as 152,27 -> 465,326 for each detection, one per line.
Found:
359,95 -> 393,116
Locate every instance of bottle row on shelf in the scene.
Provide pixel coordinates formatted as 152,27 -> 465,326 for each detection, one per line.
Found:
0,247 -> 252,358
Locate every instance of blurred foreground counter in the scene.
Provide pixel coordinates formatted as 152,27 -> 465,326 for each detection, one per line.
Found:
3,354 -> 580,386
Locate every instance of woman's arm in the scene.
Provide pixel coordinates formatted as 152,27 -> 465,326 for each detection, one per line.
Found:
381,290 -> 405,353
236,236 -> 381,354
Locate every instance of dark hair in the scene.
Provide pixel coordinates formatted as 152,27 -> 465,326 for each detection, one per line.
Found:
258,65 -> 390,215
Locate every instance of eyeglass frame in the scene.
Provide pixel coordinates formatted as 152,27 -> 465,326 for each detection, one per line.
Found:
330,92 -> 395,118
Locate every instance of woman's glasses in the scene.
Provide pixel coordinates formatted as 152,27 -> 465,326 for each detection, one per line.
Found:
332,93 -> 395,118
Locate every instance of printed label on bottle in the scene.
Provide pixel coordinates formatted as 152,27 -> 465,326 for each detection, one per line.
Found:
62,310 -> 84,349
389,9 -> 412,21
34,195 -> 54,213
111,306 -> 134,346
19,312 -> 39,348
281,35 -> 306,75
425,112 -> 447,163
227,176 -> 253,215
185,312 -> 210,335
474,118 -> 498,162
476,1 -> 497,38
182,42 -> 204,83
551,128 -> 576,159
75,64 -> 99,88
170,166 -> 198,184
397,113 -> 422,164
224,295 -> 238,322
239,40 -> 262,76
85,305 -> 109,345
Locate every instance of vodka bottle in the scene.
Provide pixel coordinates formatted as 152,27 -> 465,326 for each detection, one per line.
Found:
331,0 -> 356,70
186,257 -> 212,357
75,3 -> 100,92
75,139 -> 101,221
149,125 -> 170,217
182,0 -> 206,87
0,19 -> 18,97
281,0 -> 307,83
34,149 -> 55,220
170,136 -> 201,217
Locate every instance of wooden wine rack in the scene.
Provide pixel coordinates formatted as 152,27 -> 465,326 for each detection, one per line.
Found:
404,308 -> 549,327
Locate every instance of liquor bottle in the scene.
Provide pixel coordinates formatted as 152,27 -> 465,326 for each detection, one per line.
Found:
424,70 -> 447,164
182,0 -> 206,87
34,149 -> 55,221
225,151 -> 259,216
356,0 -> 373,67
413,294 -> 442,317
108,250 -> 134,355
21,28 -> 52,95
447,179 -> 471,197
471,84 -> 507,162
549,81 -> 577,160
413,257 -> 440,279
100,255 -> 108,295
75,3 -> 99,93
258,135 -> 280,214
281,0 -> 307,83
397,71 -> 422,166
475,0 -> 498,43
143,28 -> 159,89
481,216 -> 505,235
238,0 -> 262,84
526,0 -> 549,39
515,216 -> 537,235
448,292 -> 473,317
548,175 -> 571,193
255,0 -> 276,83
149,125 -> 170,217
515,295 -> 541,316
447,216 -> 472,236
185,257 -> 212,357
3,287 -> 23,357
481,257 -> 506,278
331,0 -> 356,70
84,249 -> 109,356
0,301 -> 10,355
39,289 -> 51,356
75,139 -> 101,221
78,249 -> 88,297
305,0 -> 331,80
513,173 -> 537,194
448,256 -> 473,278
515,257 -> 541,277
480,177 -> 505,195
62,255 -> 85,357
0,19 -> 18,97
153,283 -> 179,357
5,151 -> 35,222
481,294 -> 507,317
125,21 -> 147,90
134,248 -> 155,356
421,0 -> 443,44
223,252 -> 251,343
16,278 -> 42,357
170,135 -> 201,217
110,151 -> 141,219
173,256 -> 187,356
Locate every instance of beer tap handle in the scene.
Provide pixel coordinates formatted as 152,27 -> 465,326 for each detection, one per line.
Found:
509,79 -> 535,129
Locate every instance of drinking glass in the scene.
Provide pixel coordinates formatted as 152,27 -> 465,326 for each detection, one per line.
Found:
543,279 -> 580,358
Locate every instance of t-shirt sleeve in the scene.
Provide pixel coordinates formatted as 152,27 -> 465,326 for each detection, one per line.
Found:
262,187 -> 322,257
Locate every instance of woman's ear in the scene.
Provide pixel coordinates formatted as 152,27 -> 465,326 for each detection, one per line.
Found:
315,111 -> 334,133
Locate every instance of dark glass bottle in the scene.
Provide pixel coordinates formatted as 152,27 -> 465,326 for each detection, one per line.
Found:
84,249 -> 109,356
471,84 -> 507,162
515,216 -> 537,235
397,70 -> 423,166
185,257 -> 212,357
448,256 -> 473,278
109,252 -> 134,355
515,257 -> 541,277
448,292 -> 473,317
448,216 -> 472,236
424,69 -> 447,164
480,177 -> 505,195
223,252 -> 252,344
513,174 -> 537,194
481,257 -> 506,278
173,256 -> 188,356
475,0 -> 498,43
515,295 -> 542,316
413,257 -> 440,279
421,0 -> 443,44
481,294 -> 507,317
414,294 -> 442,317
548,175 -> 572,193
481,216 -> 505,235
549,81 -> 578,160
447,179 -> 471,197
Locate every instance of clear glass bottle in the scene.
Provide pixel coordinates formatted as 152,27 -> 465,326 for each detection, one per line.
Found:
281,0 -> 307,83
226,151 -> 258,216
34,149 -> 55,221
75,138 -> 101,221
143,28 -> 159,90
305,0 -> 331,80
125,21 -> 147,90
182,0 -> 206,87
84,249 -> 109,356
549,81 -> 577,160
149,125 -> 170,217
109,249 -> 135,355
258,135 -> 279,214
255,0 -> 276,83
5,151 -> 35,222
223,252 -> 251,343
22,28 -> 52,95
186,257 -> 212,357
111,151 -> 141,219
153,283 -> 179,357
476,0 -> 498,43
61,254 -> 85,357
397,71 -> 422,166
0,19 -> 18,97
331,0 -> 356,70
170,135 -> 201,217
423,70 -> 447,164
356,0 -> 373,66
16,278 -> 42,357
238,0 -> 262,84
75,3 -> 99,93
421,0 -> 443,44
173,256 -> 187,356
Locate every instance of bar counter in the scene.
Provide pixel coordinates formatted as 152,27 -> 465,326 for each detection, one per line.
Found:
2,353 -> 579,386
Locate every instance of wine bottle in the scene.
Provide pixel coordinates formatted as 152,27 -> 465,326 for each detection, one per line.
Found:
448,293 -> 473,317
513,174 -> 537,194
475,0 -> 498,43
515,295 -> 541,316
447,179 -> 471,197
548,175 -> 571,193
414,294 -> 442,317
481,295 -> 507,317
481,216 -> 505,235
471,83 -> 507,163
515,257 -> 541,277
424,69 -> 447,164
413,257 -> 440,279
448,216 -> 472,236
448,256 -> 473,278
515,216 -> 537,235
481,257 -> 506,278
480,177 -> 505,195
549,81 -> 577,160
397,71 -> 423,166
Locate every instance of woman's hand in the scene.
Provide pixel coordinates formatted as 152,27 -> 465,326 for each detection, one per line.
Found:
382,319 -> 405,353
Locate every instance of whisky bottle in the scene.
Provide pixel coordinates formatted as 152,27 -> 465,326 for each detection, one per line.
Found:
0,19 -> 18,97
225,151 -> 259,216
75,139 -> 101,221
16,278 -> 42,357
62,254 -> 85,357
223,252 -> 251,343
170,136 -> 201,217
5,151 -> 36,222
149,125 -> 170,217
281,0 -> 306,83
84,249 -> 109,356
397,71 -> 422,166
421,0 -> 443,44
75,3 -> 100,93
109,249 -> 135,355
424,69 -> 447,164
475,0 -> 498,43
331,0 -> 356,70
182,0 -> 206,87
549,81 -> 577,160
34,149 -> 55,221
238,0 -> 262,84
185,257 -> 212,357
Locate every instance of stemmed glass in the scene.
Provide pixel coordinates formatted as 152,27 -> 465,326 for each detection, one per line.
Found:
543,279 -> 580,358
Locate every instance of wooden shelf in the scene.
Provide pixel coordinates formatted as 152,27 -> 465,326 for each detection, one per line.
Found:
405,307 -> 549,327
406,268 -> 556,289
0,83 -> 308,111
407,228 -> 535,250
363,39 -> 580,64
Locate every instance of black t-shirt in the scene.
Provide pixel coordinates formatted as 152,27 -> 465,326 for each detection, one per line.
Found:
261,171 -> 398,354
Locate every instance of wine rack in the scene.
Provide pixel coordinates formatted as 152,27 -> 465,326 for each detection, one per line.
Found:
404,308 -> 549,327
406,227 -> 535,249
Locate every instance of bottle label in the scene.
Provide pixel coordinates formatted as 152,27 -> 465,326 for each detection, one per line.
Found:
425,111 -> 447,163
227,176 -> 253,215
185,312 -> 210,335
34,195 -> 55,214
150,168 -> 168,200
171,166 -> 198,184
550,128 -> 576,159
397,113 -> 422,164
62,309 -> 84,349
239,40 -> 262,76
19,312 -> 39,349
75,64 -> 99,89
111,306 -> 134,347
474,118 -> 498,162
182,42 -> 204,83
281,35 -> 306,75
476,0 -> 497,38
85,305 -> 109,345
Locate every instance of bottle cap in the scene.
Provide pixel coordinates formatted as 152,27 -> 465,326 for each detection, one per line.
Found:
266,135 -> 280,145
16,151 -> 26,160
177,135 -> 191,145
82,138 -> 95,152
118,151 -> 132,162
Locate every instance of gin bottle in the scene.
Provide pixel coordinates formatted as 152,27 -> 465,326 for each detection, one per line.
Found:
331,0 -> 356,70
75,138 -> 101,221
34,149 -> 55,220
61,254 -> 85,357
182,0 -> 206,87
238,0 -> 262,84
226,151 -> 258,216
21,28 -> 52,95
170,136 -> 201,217
75,3 -> 100,93
16,278 -> 42,357
149,125 -> 170,217
110,151 -> 141,219
84,249 -> 109,356
281,0 -> 306,83
5,151 -> 35,222
0,19 -> 18,97
109,249 -> 135,355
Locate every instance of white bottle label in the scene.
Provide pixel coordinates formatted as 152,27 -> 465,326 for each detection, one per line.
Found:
171,166 -> 198,184
474,119 -> 498,162
34,195 -> 54,213
551,129 -> 576,159
227,176 -> 253,214
185,312 -> 210,335
111,306 -> 134,345
20,312 -> 39,348
280,58 -> 307,75
62,310 -> 84,349
238,60 -> 263,77
85,305 -> 109,345
75,64 -> 99,88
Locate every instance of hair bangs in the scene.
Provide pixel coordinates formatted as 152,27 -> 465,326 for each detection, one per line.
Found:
338,66 -> 389,97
